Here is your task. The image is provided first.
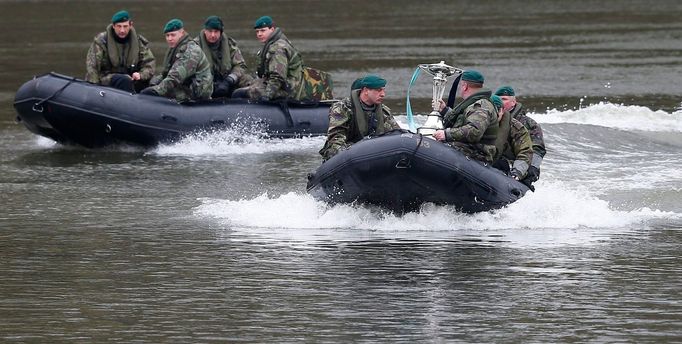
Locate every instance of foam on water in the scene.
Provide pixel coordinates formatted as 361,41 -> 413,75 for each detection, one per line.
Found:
533,102 -> 682,132
35,136 -> 57,148
152,127 -> 326,156
194,180 -> 678,233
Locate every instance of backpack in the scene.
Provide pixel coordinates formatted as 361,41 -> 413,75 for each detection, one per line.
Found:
297,66 -> 334,101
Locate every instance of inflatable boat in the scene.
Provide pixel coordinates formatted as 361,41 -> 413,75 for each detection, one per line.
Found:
13,73 -> 332,148
306,130 -> 530,213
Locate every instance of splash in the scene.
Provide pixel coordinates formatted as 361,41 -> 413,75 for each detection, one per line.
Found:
534,102 -> 682,132
152,126 -> 325,156
194,182 -> 678,232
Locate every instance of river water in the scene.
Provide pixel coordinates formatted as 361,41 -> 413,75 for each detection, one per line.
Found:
1,0 -> 682,342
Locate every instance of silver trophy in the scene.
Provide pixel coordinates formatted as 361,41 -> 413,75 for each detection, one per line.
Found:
417,61 -> 463,137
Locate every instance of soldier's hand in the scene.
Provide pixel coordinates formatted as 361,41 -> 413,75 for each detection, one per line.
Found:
525,166 -> 540,183
214,81 -> 231,95
131,72 -> 141,81
510,168 -> 523,180
433,130 -> 446,141
432,99 -> 446,112
226,74 -> 238,86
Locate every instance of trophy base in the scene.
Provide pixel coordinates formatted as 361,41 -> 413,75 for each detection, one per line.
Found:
417,111 -> 443,139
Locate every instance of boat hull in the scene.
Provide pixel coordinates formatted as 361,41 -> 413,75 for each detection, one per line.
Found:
306,130 -> 530,213
13,73 -> 332,147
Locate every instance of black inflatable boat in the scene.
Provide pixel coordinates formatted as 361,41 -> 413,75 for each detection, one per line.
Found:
306,130 -> 530,213
13,73 -> 332,148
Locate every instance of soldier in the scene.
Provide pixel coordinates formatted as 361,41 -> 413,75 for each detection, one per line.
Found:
85,10 -> 155,92
490,95 -> 533,181
194,15 -> 252,98
232,16 -> 303,101
319,75 -> 401,161
434,70 -> 499,163
139,19 -> 213,102
495,86 -> 546,186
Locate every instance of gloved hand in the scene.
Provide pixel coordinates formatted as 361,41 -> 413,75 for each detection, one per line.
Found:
139,87 -> 159,96
226,74 -> 238,86
510,168 -> 523,180
524,166 -> 540,183
212,81 -> 231,97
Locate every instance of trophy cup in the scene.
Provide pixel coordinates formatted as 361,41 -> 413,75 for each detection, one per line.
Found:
417,61 -> 463,137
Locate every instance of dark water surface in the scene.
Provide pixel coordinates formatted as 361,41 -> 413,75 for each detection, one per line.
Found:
1,0 -> 682,342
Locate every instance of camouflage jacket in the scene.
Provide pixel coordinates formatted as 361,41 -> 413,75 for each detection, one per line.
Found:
319,90 -> 401,160
254,28 -> 303,100
510,102 -> 546,169
150,34 -> 213,102
85,25 -> 155,85
501,118 -> 533,178
195,31 -> 251,88
442,90 -> 499,163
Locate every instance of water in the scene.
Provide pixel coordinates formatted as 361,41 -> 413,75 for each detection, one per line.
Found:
1,0 -> 682,342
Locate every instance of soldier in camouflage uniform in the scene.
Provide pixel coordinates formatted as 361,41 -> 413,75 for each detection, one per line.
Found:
85,10 -> 155,92
490,95 -> 533,180
194,16 -> 252,98
232,16 -> 303,101
495,86 -> 546,185
434,70 -> 499,163
139,19 -> 213,102
319,75 -> 401,161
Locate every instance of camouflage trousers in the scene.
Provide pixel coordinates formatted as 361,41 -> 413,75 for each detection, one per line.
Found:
446,141 -> 496,164
239,78 -> 289,100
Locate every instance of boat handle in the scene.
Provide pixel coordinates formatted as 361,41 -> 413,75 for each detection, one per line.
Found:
99,91 -> 106,97
32,104 -> 44,113
395,155 -> 411,169
161,114 -> 177,122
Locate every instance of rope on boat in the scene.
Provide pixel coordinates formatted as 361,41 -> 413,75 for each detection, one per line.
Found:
33,76 -> 76,112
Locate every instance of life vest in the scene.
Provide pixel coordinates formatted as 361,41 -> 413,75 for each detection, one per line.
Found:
197,31 -> 233,79
104,24 -> 142,74
349,89 -> 388,142
493,110 -> 512,160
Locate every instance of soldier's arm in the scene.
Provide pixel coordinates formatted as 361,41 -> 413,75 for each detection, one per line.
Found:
519,114 -> 546,171
320,103 -> 351,160
445,107 -> 489,143
137,37 -> 156,81
228,38 -> 249,81
85,42 -> 103,84
382,106 -> 402,130
153,47 -> 197,96
509,119 -> 533,178
520,114 -> 546,157
263,45 -> 289,99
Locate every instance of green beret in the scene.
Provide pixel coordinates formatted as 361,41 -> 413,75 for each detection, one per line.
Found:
350,78 -> 363,90
462,70 -> 484,84
495,85 -> 515,97
111,10 -> 130,24
490,95 -> 503,110
163,19 -> 184,34
358,75 -> 387,89
254,16 -> 274,29
204,15 -> 223,31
